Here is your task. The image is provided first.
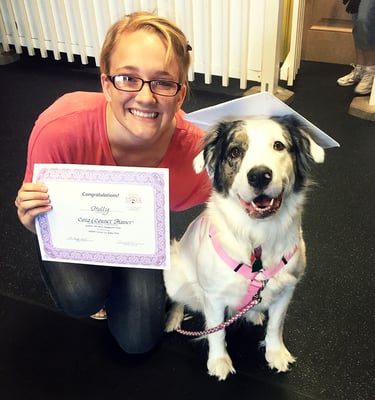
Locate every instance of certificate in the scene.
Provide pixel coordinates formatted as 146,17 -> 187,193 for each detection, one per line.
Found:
33,164 -> 170,269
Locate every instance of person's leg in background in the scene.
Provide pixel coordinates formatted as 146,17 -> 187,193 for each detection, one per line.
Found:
337,0 -> 375,94
351,0 -> 375,94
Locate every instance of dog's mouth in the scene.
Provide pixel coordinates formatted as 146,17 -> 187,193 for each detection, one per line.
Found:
239,192 -> 283,219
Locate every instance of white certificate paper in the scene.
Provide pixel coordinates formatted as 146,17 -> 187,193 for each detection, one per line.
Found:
33,164 -> 170,269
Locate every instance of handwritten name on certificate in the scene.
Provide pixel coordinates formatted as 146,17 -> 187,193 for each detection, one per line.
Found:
33,164 -> 170,269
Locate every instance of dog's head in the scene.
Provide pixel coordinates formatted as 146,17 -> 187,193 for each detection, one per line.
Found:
194,115 -> 324,219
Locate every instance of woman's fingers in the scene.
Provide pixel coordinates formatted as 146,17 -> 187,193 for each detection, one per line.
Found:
15,182 -> 52,233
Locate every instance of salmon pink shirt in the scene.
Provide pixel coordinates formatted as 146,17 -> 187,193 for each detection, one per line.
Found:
24,91 -> 211,211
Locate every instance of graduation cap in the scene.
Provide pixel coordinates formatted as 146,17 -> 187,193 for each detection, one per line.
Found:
184,91 -> 340,148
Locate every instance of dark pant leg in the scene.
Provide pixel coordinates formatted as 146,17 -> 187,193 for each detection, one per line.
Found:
39,260 -> 112,317
105,267 -> 166,354
35,239 -> 166,353
35,237 -> 112,316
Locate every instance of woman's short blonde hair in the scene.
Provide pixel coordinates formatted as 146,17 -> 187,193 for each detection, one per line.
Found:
100,11 -> 191,85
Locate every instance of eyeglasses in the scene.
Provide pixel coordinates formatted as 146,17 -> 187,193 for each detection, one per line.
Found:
106,75 -> 182,97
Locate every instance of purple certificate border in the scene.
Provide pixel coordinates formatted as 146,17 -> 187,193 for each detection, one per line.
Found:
36,166 -> 169,268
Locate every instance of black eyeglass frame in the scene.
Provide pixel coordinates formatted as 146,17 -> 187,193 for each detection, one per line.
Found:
106,75 -> 182,97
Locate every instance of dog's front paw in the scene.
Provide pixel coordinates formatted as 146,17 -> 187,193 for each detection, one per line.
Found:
207,354 -> 236,380
265,346 -> 296,372
165,303 -> 184,332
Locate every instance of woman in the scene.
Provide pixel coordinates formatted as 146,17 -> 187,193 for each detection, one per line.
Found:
14,11 -> 211,354
337,0 -> 375,95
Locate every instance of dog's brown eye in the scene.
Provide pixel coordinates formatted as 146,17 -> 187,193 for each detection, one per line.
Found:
229,147 -> 241,158
274,141 -> 285,151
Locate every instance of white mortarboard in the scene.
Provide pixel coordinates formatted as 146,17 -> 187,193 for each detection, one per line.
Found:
184,91 -> 340,148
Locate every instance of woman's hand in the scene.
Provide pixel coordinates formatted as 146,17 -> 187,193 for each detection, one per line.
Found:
15,182 -> 52,234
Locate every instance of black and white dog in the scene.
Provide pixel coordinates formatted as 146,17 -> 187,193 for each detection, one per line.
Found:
163,115 -> 325,380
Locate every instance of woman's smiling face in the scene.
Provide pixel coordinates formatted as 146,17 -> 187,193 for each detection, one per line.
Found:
101,30 -> 186,144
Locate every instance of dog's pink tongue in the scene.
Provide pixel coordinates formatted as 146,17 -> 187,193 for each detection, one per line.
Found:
240,195 -> 272,210
254,194 -> 271,208
239,193 -> 283,219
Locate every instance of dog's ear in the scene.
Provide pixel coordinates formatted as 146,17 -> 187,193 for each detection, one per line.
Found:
193,150 -> 205,173
194,148 -> 215,180
309,135 -> 325,163
302,130 -> 325,163
192,122 -> 225,180
193,145 -> 215,180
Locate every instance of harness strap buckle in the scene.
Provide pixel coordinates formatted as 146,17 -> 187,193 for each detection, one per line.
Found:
252,279 -> 267,303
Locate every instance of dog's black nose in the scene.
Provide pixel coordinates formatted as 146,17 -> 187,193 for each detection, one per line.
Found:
248,167 -> 272,189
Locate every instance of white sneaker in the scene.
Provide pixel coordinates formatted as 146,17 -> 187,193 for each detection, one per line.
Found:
337,64 -> 364,86
354,69 -> 375,95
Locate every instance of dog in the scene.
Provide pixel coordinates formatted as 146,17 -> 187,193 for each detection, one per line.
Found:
163,115 -> 325,380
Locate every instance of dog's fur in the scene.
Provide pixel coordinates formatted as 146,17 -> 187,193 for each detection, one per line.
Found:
163,115 -> 324,380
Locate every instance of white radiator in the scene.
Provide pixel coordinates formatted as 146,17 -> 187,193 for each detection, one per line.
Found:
0,0 -> 303,90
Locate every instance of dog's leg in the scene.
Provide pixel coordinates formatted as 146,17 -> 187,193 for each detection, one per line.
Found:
246,309 -> 266,326
165,302 -> 185,332
205,302 -> 236,380
263,286 -> 296,372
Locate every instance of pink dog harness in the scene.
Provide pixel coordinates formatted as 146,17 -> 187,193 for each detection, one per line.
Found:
175,218 -> 299,337
209,225 -> 298,309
